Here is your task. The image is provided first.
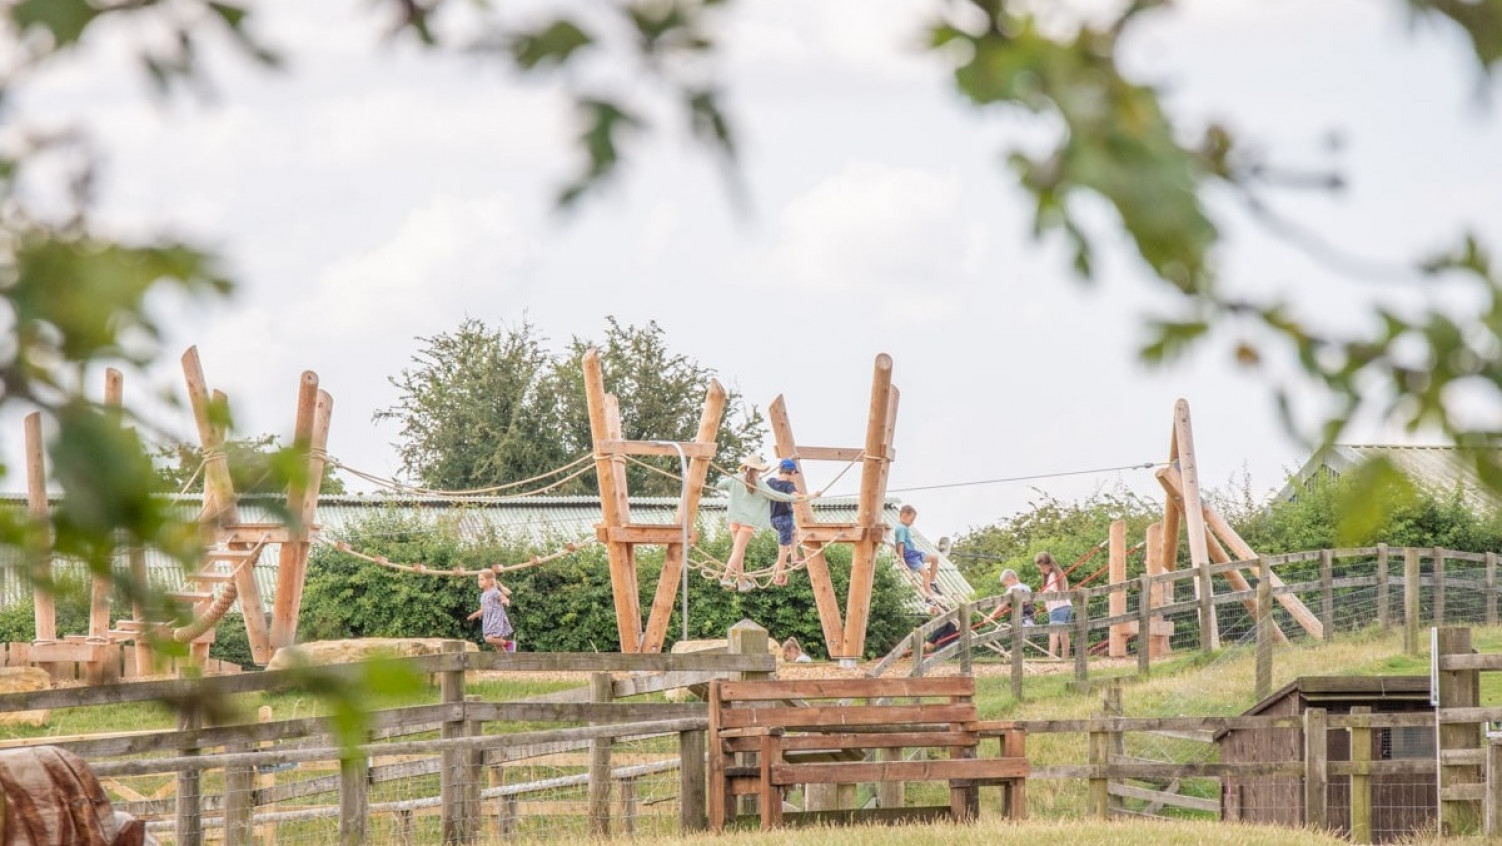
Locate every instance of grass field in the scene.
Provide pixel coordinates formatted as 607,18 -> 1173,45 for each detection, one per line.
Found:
4,623 -> 1497,842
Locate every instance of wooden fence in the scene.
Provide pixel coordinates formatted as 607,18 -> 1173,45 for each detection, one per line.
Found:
884,545 -> 1499,699
0,643 -> 777,845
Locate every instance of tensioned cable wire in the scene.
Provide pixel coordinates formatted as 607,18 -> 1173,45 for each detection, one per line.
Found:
884,461 -> 1166,494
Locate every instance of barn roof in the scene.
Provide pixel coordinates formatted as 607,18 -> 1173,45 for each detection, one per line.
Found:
1278,444 -> 1499,511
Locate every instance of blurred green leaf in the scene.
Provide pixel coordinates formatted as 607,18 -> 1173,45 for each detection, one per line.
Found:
11,0 -> 100,49
511,20 -> 592,70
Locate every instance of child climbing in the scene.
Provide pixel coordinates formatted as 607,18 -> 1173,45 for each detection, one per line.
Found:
982,568 -> 1035,626
766,458 -> 803,587
467,570 -> 515,652
715,455 -> 801,592
781,636 -> 813,663
894,504 -> 940,599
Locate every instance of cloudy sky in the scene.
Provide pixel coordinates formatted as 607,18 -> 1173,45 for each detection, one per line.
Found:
7,0 -> 1502,541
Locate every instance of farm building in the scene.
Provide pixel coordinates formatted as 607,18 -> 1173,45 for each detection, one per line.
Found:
1217,675 -> 1436,842
0,494 -> 972,613
1278,444 -> 1499,512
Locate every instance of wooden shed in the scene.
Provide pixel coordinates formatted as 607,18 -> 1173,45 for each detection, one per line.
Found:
1217,676 -> 1436,842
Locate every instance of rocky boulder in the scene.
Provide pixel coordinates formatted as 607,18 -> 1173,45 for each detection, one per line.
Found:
267,638 -> 479,671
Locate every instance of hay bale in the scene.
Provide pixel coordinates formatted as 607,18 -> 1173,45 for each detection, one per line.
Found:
0,667 -> 50,727
266,638 -> 479,670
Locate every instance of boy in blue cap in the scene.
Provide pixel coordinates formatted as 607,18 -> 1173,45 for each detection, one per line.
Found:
767,458 -> 801,585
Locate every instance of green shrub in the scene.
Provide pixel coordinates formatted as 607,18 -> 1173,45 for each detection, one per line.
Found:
298,509 -> 912,659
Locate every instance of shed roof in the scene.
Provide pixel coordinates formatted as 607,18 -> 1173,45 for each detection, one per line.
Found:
1278,444 -> 1498,511
1243,675 -> 1431,718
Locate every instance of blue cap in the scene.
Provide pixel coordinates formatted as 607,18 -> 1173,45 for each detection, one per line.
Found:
779,458 -> 798,473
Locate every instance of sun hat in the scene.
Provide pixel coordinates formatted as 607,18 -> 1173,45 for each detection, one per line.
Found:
738,455 -> 772,472
778,458 -> 798,473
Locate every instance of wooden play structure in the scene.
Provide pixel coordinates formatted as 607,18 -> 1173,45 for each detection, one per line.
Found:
1106,398 -> 1320,658
18,346 -> 332,678
707,675 -> 1028,830
583,347 -> 725,655
584,350 -> 901,661
768,354 -> 899,662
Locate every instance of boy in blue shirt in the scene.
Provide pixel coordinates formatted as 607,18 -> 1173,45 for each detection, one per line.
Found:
894,504 -> 939,599
767,458 -> 801,586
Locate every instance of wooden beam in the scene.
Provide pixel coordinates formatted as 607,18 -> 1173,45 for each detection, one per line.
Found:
1107,520 -> 1127,658
843,354 -> 895,662
24,412 -> 56,644
1202,528 -> 1289,644
1144,521 -> 1168,658
584,350 -> 641,653
272,371 -> 319,651
1203,505 -> 1322,639
769,395 -> 844,656
595,440 -> 717,459
789,446 -> 864,462
641,380 -> 725,654
182,347 -> 272,664
1171,399 -> 1216,650
92,370 -> 123,650
1161,425 -> 1181,573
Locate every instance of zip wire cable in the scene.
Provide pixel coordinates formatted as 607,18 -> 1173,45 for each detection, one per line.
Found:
885,461 -> 1166,495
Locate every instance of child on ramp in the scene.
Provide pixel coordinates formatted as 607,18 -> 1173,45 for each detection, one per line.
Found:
468,570 -> 515,652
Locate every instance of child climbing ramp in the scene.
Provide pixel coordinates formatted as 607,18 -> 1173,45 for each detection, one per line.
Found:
894,504 -> 941,599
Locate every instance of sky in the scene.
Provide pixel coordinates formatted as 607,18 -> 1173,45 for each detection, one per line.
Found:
4,0 -> 1502,542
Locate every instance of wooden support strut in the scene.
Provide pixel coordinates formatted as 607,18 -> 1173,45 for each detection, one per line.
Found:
584,349 -> 642,653
842,355 -> 896,662
24,413 -> 56,646
1170,399 -> 1217,651
271,371 -> 319,651
769,396 -> 845,656
1155,464 -> 1323,641
182,347 -> 273,665
640,379 -> 726,654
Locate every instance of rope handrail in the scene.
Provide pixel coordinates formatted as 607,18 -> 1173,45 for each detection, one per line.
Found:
321,536 -> 597,578
329,453 -> 595,498
171,534 -> 271,643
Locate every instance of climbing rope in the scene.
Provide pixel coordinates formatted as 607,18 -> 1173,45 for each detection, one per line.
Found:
329,453 -> 595,499
320,536 -> 598,577
171,535 -> 269,643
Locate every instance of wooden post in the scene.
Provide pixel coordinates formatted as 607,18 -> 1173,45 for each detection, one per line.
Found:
1487,738 -> 1502,838
1319,549 -> 1334,642
1172,399 -> 1218,650
768,398 -> 844,656
1348,706 -> 1373,845
588,672 -> 614,836
841,353 -> 896,662
1434,546 -> 1446,626
877,746 -> 905,810
1108,520 -> 1127,658
679,728 -> 708,833
1204,524 -> 1287,642
728,621 -> 769,820
1136,574 -> 1151,678
439,640 -> 473,844
91,370 -> 123,658
1404,548 -> 1420,655
1436,626 -> 1483,835
958,601 -> 973,676
908,629 -> 924,677
223,730 -> 255,846
181,347 -> 272,664
583,349 -> 642,653
272,371 -> 319,650
1489,552 -> 1498,628
256,705 -> 278,846
1145,521 -> 1168,658
1073,591 -> 1088,688
499,795 -> 518,839
1256,557 -> 1273,702
1010,600 -> 1025,701
176,694 -> 203,846
642,380 -> 726,654
617,776 -> 638,836
1304,707 -> 1328,830
1103,683 -> 1124,815
339,750 -> 369,846
24,413 -> 56,646
1376,544 -> 1390,629
1088,716 -> 1109,819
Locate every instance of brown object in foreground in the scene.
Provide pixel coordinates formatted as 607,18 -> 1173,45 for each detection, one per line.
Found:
707,675 -> 1028,831
0,746 -> 146,845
